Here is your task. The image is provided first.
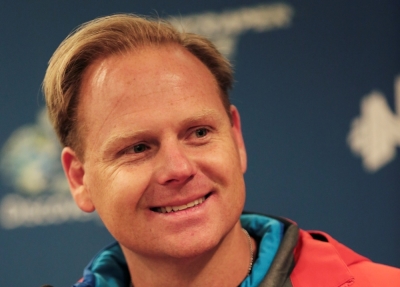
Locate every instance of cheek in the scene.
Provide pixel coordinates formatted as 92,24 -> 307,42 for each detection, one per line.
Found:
198,142 -> 246,209
85,167 -> 150,217
216,145 -> 246,204
201,143 -> 244,183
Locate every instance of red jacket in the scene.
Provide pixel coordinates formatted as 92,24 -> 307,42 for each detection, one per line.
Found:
291,229 -> 400,287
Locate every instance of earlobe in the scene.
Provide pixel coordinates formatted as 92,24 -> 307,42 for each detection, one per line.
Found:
61,147 -> 95,213
230,105 -> 247,173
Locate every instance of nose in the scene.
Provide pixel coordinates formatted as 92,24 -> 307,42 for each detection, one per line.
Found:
153,141 -> 196,186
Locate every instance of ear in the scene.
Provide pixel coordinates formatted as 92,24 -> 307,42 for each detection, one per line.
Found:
61,147 -> 95,212
230,105 -> 247,173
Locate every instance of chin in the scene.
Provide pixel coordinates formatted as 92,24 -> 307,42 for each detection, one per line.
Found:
163,237 -> 220,261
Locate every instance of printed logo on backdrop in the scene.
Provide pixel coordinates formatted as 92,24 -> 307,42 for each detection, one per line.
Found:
0,109 -> 97,229
0,2 -> 295,229
168,3 -> 294,59
348,75 -> 400,172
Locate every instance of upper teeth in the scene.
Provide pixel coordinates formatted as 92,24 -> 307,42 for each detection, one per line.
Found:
156,196 -> 206,213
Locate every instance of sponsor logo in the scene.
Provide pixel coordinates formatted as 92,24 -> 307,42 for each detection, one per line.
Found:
168,3 -> 294,58
0,109 -> 97,229
348,76 -> 400,172
0,3 -> 294,229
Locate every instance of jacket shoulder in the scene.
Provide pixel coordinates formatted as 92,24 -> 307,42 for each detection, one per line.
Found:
291,229 -> 400,287
314,230 -> 400,286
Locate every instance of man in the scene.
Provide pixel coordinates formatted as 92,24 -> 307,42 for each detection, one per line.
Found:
43,14 -> 399,287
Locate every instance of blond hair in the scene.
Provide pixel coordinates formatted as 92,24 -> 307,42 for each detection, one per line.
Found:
43,14 -> 233,159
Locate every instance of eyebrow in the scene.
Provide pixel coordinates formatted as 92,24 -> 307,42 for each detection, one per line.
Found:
179,108 -> 222,127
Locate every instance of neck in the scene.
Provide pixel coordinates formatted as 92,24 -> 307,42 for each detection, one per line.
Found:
122,222 -> 255,287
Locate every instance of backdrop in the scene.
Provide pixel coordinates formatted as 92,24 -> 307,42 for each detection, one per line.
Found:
0,1 -> 399,286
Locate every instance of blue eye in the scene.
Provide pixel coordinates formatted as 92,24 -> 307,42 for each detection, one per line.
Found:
195,128 -> 208,138
132,143 -> 148,153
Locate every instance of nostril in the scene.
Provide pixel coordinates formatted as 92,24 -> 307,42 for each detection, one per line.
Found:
161,171 -> 195,186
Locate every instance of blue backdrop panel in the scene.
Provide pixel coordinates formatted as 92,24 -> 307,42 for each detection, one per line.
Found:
0,1 -> 398,287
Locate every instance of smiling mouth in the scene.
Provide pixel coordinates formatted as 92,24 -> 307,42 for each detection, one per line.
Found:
151,193 -> 211,213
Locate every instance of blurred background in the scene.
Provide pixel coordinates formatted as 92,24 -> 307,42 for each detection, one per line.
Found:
0,1 -> 399,286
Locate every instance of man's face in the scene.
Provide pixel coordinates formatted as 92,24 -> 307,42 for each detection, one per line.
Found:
63,44 -> 247,259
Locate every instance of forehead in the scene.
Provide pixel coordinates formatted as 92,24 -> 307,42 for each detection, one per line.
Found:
77,44 -> 227,156
80,44 -> 221,110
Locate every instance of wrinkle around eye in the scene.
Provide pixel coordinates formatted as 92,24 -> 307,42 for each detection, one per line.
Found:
116,143 -> 153,163
116,146 -> 155,166
100,141 -> 153,165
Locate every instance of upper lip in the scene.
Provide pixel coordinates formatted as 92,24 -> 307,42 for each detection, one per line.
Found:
150,191 -> 212,209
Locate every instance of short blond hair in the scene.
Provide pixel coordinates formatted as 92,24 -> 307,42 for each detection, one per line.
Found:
43,14 -> 233,159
